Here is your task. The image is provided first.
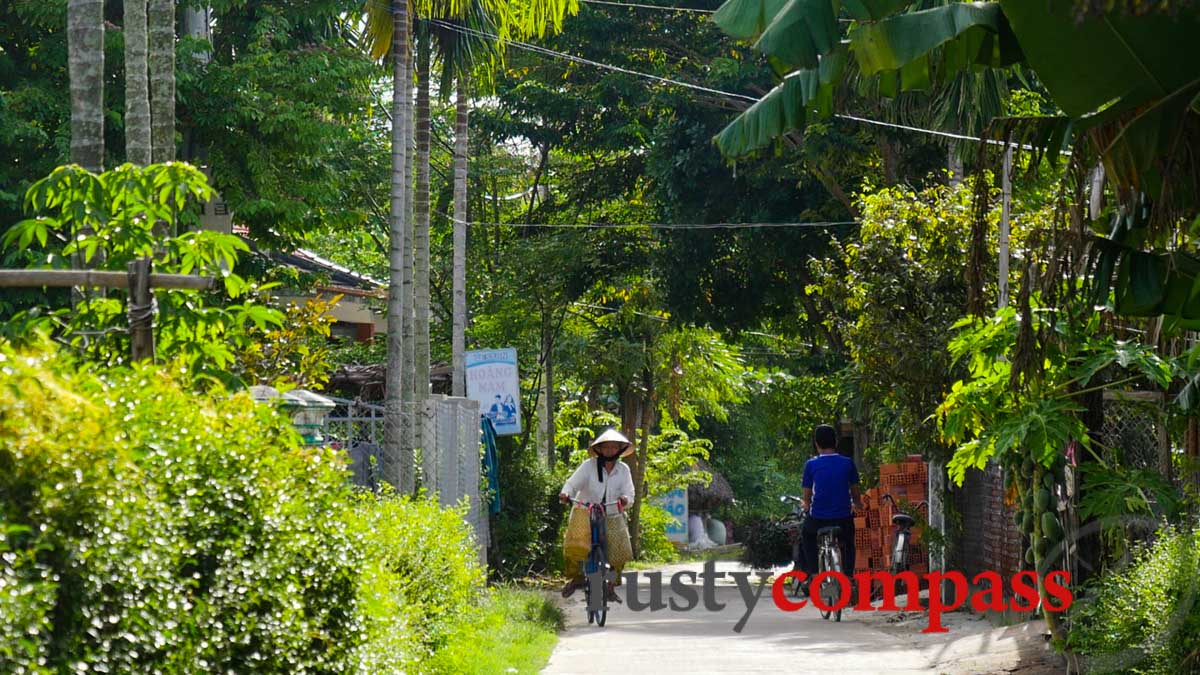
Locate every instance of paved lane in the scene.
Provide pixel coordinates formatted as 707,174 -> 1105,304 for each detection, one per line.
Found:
543,562 -> 1061,674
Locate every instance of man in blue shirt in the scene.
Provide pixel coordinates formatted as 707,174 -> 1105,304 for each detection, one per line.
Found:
801,424 -> 863,586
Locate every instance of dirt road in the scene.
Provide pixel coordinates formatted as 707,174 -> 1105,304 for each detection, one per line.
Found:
543,561 -> 1062,675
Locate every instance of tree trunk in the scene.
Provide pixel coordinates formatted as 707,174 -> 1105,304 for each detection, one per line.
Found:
541,309 -> 556,469
69,0 -> 105,171
629,382 -> 655,560
148,0 -> 175,164
452,77 -> 469,397
385,0 -> 413,493
414,36 -> 432,454
947,142 -> 964,186
124,0 -> 152,166
401,45 -> 416,471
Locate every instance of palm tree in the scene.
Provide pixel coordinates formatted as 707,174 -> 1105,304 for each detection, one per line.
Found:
68,0 -> 105,171
125,0 -> 152,165
366,0 -> 415,493
414,33 -> 433,425
148,0 -> 175,163
451,76 -> 468,397
428,0 -> 576,399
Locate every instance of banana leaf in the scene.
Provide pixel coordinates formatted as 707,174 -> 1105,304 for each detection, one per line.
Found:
1114,250 -> 1165,316
712,0 -> 792,40
713,63 -> 837,156
754,0 -> 839,69
841,0 -> 909,21
850,3 -> 1021,77
999,0 -> 1200,119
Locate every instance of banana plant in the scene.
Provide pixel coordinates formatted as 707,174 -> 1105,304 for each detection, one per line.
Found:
711,0 -> 1022,156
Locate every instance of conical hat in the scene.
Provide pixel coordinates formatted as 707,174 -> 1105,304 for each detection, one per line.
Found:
588,428 -> 634,457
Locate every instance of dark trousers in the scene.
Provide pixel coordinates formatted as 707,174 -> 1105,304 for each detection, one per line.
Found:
802,515 -> 855,578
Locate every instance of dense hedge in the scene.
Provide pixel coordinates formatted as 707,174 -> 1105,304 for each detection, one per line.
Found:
0,345 -> 484,673
1067,523 -> 1200,674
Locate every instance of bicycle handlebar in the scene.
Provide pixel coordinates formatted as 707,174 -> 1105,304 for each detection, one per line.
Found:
566,497 -> 626,512
880,493 -> 929,514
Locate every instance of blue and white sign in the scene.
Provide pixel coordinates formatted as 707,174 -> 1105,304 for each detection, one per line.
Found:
655,488 -> 688,543
466,348 -> 522,436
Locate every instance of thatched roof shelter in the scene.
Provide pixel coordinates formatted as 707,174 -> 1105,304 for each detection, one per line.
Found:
687,457 -> 734,512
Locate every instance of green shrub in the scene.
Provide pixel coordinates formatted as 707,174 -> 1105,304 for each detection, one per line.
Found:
424,586 -> 562,675
345,490 -> 485,671
638,504 -> 680,563
490,437 -> 559,579
0,344 -> 493,673
0,345 -> 364,672
1067,523 -> 1200,674
738,517 -> 794,569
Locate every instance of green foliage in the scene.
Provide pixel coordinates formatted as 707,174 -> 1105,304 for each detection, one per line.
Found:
0,343 -> 489,672
424,586 -> 562,675
1,163 -> 290,385
936,300 -> 1171,486
1067,524 -> 1200,674
490,436 -> 560,579
236,295 -> 341,389
738,516 -> 794,569
636,504 -> 680,563
0,342 -> 360,671
644,426 -> 712,497
1077,463 -> 1184,522
344,490 -> 486,671
184,31 -> 386,245
809,182 -> 997,462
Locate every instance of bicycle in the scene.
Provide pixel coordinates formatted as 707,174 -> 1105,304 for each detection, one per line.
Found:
880,493 -> 927,602
815,524 -> 846,621
777,495 -> 807,597
567,497 -> 625,627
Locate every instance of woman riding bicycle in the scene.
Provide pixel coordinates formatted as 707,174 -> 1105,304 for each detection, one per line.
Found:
559,428 -> 635,601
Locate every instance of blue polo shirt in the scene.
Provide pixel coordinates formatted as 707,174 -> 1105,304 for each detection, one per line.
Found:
802,453 -> 859,519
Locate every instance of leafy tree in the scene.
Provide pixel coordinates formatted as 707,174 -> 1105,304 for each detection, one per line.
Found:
934,298 -> 1172,640
1,163 -> 286,385
808,182 -> 998,463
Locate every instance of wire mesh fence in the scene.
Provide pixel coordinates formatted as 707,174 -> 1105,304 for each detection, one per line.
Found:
321,395 -> 487,565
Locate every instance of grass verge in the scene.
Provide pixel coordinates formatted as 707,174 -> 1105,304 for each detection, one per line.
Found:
425,586 -> 563,674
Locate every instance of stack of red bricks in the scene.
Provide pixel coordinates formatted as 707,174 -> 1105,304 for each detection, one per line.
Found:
853,455 -> 928,577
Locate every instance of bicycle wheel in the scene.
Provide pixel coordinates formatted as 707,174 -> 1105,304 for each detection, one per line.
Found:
817,546 -> 831,620
830,547 -> 843,622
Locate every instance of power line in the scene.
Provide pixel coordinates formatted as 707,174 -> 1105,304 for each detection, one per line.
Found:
581,0 -> 716,13
369,0 -> 1060,150
432,208 -> 859,229
426,18 -> 1057,151
427,19 -> 759,102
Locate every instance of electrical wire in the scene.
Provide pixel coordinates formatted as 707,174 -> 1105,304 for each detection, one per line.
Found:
432,208 -> 859,229
581,0 -> 716,13
424,17 -> 1057,151
367,0 -> 1064,150
427,19 -> 759,102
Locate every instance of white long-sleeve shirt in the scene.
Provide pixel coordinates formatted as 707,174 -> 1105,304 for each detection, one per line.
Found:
561,458 -> 635,515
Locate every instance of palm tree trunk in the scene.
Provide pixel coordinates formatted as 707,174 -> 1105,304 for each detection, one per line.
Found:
452,77 -> 469,397
148,0 -> 175,164
124,0 -> 152,166
414,37 -> 432,435
386,0 -> 413,493
401,46 -> 416,477
68,0 -> 105,171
